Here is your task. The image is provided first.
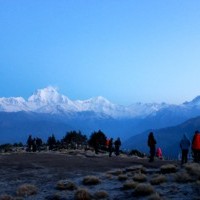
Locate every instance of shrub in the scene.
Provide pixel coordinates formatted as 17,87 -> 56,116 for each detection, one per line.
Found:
94,190 -> 109,199
150,174 -> 166,185
56,180 -> 77,190
134,183 -> 154,196
184,163 -> 200,179
133,173 -> 147,182
74,188 -> 91,200
160,164 -> 177,174
126,165 -> 146,173
0,194 -> 13,200
107,169 -> 123,176
123,181 -> 138,190
16,184 -> 37,197
118,174 -> 128,181
174,171 -> 193,183
83,176 -> 101,185
148,193 -> 162,200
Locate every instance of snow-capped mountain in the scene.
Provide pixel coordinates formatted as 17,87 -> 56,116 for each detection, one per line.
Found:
0,86 -> 169,118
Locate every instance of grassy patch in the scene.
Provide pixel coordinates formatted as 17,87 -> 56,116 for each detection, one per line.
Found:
83,175 -> 101,185
16,184 -> 37,197
160,164 -> 177,174
94,190 -> 109,199
56,180 -> 77,190
123,181 -> 138,190
133,173 -> 147,182
134,183 -> 154,196
74,188 -> 91,200
150,174 -> 166,185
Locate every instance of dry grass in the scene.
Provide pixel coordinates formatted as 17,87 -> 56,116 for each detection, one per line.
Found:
150,174 -> 166,185
173,171 -> 193,183
56,180 -> 77,190
118,174 -> 128,181
107,169 -> 123,176
0,194 -> 14,200
160,164 -> 177,174
184,163 -> 200,179
16,184 -> 37,197
74,188 -> 91,200
94,190 -> 109,199
148,193 -> 162,200
134,183 -> 154,196
123,180 -> 138,190
126,165 -> 145,173
133,173 -> 147,182
82,175 -> 101,185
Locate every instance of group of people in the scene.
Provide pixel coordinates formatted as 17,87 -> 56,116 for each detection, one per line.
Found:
180,130 -> 200,164
106,137 -> 121,157
147,130 -> 200,164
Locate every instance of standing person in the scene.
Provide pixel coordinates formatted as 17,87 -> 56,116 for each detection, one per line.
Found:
192,130 -> 200,162
114,137 -> 121,156
108,138 -> 113,157
147,132 -> 157,162
180,134 -> 190,164
156,147 -> 163,160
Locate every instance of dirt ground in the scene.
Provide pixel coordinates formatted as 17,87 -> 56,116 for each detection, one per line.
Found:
0,151 -> 182,199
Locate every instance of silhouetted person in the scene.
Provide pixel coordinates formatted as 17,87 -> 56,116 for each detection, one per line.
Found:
108,138 -> 113,157
147,132 -> 157,162
114,137 -> 121,156
192,130 -> 200,162
156,147 -> 163,160
27,135 -> 33,152
32,138 -> 37,152
180,133 -> 190,164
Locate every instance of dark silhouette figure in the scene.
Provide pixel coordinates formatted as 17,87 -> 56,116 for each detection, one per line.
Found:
180,134 -> 190,164
192,130 -> 200,162
27,135 -> 33,152
147,132 -> 157,162
108,138 -> 113,157
114,137 -> 121,156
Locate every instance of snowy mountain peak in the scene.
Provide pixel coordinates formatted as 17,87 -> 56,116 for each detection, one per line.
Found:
28,86 -> 69,104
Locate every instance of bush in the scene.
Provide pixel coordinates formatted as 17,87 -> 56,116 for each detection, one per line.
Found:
118,174 -> 128,181
150,174 -> 166,185
133,173 -> 147,182
123,181 -> 138,190
185,163 -> 200,179
82,176 -> 101,185
0,194 -> 13,200
56,180 -> 77,190
74,188 -> 91,200
174,171 -> 193,183
160,164 -> 177,174
16,184 -> 37,197
134,183 -> 154,196
94,190 -> 109,199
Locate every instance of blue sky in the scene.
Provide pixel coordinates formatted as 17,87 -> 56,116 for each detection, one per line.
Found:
0,0 -> 200,105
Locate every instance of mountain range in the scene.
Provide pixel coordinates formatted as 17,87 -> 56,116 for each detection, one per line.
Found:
1,86 -> 200,156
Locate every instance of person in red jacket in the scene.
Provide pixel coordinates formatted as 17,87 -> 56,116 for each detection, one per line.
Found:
192,130 -> 200,162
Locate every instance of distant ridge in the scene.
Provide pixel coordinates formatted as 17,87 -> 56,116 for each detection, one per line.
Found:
1,87 -> 200,145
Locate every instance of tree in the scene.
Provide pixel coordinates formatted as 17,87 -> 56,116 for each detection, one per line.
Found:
88,130 -> 107,153
47,134 -> 57,150
62,130 -> 87,149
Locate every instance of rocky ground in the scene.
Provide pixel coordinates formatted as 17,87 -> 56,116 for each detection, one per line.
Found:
0,150 -> 199,200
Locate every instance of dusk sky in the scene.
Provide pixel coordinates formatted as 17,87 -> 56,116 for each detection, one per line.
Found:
0,0 -> 200,105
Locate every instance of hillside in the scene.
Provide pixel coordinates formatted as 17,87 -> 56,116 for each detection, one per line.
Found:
124,116 -> 200,158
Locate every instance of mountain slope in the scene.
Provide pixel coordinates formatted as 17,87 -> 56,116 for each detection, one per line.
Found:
124,116 -> 200,158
